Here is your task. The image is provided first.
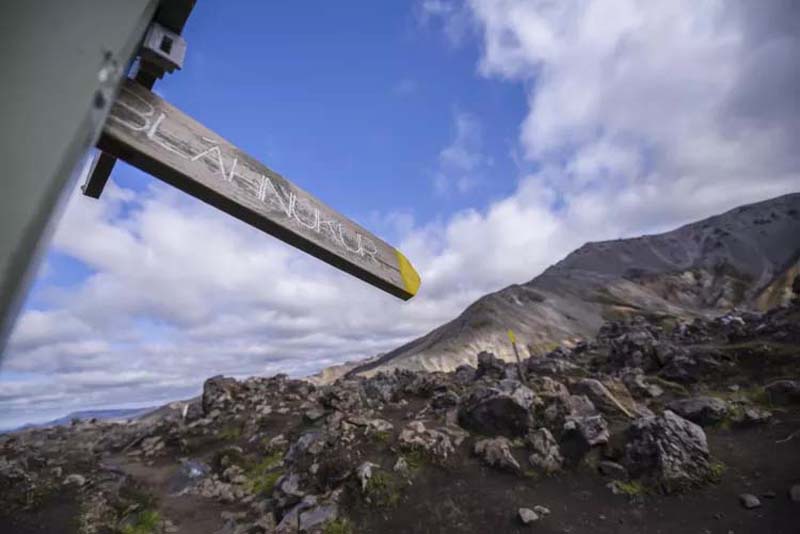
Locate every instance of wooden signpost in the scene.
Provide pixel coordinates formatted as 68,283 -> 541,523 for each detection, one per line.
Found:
97,78 -> 421,300
0,2 -> 419,355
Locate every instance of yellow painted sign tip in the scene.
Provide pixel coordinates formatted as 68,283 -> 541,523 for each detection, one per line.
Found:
507,329 -> 516,344
395,249 -> 421,298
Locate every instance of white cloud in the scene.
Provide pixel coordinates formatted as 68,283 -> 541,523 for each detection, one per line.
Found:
2,0 -> 800,427
460,0 -> 800,226
434,111 -> 491,195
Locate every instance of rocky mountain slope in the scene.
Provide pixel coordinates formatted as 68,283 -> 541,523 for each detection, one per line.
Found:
347,193 -> 800,377
2,288 -> 800,533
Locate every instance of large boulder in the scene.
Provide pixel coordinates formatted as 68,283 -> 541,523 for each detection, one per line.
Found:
667,397 -> 728,426
202,375 -> 240,415
458,380 -> 536,437
765,380 -> 800,405
623,410 -> 711,492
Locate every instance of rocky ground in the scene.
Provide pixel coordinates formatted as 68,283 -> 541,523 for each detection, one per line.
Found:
2,292 -> 800,533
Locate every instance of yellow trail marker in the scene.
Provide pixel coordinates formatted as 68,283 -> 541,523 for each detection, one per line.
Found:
395,249 -> 421,298
507,329 -> 516,344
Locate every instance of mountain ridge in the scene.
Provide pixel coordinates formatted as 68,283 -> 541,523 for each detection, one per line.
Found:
346,193 -> 800,378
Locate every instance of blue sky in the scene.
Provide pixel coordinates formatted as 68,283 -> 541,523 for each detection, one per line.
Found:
27,3 -> 525,310
160,1 -> 527,223
2,0 -> 798,429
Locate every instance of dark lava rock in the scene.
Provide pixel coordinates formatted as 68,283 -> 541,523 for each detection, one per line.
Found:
623,410 -> 711,492
458,380 -> 536,437
562,414 -> 609,453
475,351 -> 507,381
202,375 -> 240,415
765,380 -> 800,405
666,396 -> 729,426
453,364 -> 477,384
362,373 -> 402,403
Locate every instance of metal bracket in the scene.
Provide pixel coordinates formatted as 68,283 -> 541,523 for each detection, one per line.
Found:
140,22 -> 187,77
82,20 -> 189,199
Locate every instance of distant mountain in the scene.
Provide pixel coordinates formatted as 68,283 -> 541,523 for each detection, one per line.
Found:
346,193 -> 800,377
2,407 -> 156,434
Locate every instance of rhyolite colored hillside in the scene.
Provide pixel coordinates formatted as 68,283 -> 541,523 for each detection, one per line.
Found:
345,193 -> 800,377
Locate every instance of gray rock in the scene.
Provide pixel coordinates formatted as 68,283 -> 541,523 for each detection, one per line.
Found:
362,373 -> 401,403
667,396 -> 728,426
458,380 -> 536,437
533,505 -> 551,516
475,351 -> 507,380
623,410 -> 711,493
765,380 -> 800,405
526,358 -> 581,376
739,493 -> 761,509
563,414 -> 609,447
598,460 -> 628,480
202,375 -> 240,414
658,354 -> 701,384
430,389 -> 460,410
63,473 -> 86,487
273,473 -> 305,510
622,372 -> 664,399
398,421 -> 456,461
526,428 -> 563,473
518,507 -> 539,524
474,437 -> 521,473
285,431 -> 324,464
608,329 -> 662,371
276,495 -> 318,533
299,503 -> 338,532
735,407 -> 772,426
453,364 -> 477,383
393,456 -> 409,474
356,462 -> 378,492
573,379 -> 633,418
303,407 -> 326,423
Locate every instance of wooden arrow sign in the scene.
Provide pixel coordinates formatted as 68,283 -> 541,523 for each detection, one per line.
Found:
97,78 -> 420,300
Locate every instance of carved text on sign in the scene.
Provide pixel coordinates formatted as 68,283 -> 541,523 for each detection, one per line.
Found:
108,87 -> 379,262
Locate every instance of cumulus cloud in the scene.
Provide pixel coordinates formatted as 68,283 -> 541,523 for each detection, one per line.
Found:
454,0 -> 800,227
2,0 -> 799,427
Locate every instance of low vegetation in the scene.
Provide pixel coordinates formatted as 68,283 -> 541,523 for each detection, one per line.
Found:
120,510 -> 160,534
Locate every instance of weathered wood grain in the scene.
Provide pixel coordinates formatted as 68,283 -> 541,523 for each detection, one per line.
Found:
98,78 -> 420,300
